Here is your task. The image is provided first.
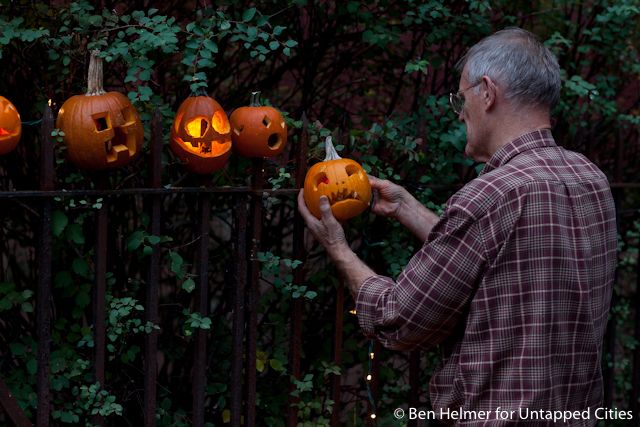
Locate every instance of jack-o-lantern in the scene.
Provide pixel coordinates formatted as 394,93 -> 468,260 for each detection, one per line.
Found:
56,50 -> 144,170
303,136 -> 372,222
170,95 -> 232,174
229,91 -> 287,158
0,96 -> 22,155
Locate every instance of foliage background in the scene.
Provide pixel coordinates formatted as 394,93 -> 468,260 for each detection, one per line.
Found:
0,0 -> 639,425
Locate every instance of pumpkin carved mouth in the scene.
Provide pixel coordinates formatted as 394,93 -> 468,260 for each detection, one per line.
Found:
175,137 -> 231,156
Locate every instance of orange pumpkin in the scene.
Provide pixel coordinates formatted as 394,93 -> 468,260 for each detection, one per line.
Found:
0,96 -> 21,155
170,95 -> 232,174
56,50 -> 144,170
303,136 -> 371,221
229,91 -> 287,158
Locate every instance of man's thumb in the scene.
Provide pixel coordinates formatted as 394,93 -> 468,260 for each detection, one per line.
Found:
319,196 -> 334,220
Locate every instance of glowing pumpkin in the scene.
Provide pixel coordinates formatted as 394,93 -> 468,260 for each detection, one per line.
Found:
56,50 -> 144,170
229,91 -> 287,158
170,95 -> 232,174
0,96 -> 21,155
303,136 -> 371,221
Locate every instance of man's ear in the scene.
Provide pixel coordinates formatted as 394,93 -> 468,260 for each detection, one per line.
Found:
481,75 -> 497,111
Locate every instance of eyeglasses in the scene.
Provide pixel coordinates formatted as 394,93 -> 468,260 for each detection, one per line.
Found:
449,80 -> 482,115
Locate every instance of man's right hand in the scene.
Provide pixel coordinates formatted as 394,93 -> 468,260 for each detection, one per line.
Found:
368,175 -> 411,220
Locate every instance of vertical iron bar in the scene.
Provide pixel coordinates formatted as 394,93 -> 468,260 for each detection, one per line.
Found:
0,377 -> 32,427
288,113 -> 308,427
36,102 -> 54,427
230,196 -> 247,427
92,173 -> 108,427
245,158 -> 264,427
144,109 -> 163,427
192,190 -> 211,427
330,284 -> 344,427
408,350 -> 420,427
604,134 -> 624,409
631,220 -> 640,422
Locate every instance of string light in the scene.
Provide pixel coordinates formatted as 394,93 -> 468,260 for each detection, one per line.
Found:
349,308 -> 357,315
365,340 -> 377,424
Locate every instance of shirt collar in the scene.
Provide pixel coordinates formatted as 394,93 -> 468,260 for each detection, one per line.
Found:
479,128 -> 556,176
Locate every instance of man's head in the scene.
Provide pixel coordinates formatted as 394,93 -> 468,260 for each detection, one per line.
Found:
453,27 -> 561,161
458,27 -> 561,110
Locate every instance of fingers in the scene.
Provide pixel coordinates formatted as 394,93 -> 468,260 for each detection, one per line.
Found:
297,189 -> 317,224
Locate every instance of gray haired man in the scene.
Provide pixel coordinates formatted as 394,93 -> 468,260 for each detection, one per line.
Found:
298,27 -> 617,425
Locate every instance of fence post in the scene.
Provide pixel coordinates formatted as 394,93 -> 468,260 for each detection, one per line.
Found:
192,184 -> 211,427
288,113 -> 308,427
91,172 -> 109,427
245,158 -> 265,427
36,102 -> 54,427
144,109 -> 163,427
231,195 -> 248,427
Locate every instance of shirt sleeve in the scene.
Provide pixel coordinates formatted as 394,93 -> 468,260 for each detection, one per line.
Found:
355,202 -> 486,351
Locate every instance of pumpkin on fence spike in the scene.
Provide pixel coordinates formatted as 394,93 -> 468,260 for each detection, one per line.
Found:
229,91 -> 287,158
0,96 -> 22,155
56,50 -> 144,170
170,94 -> 232,174
303,136 -> 372,222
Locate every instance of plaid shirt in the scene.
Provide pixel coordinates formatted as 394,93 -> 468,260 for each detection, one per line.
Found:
356,129 -> 617,425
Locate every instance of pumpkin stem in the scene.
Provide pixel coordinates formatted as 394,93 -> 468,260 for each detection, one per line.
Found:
323,136 -> 342,161
86,50 -> 106,96
250,91 -> 261,107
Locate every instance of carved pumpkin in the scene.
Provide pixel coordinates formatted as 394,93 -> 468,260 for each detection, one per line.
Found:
303,136 -> 371,221
56,50 -> 144,170
170,95 -> 232,174
229,91 -> 287,158
0,96 -> 22,155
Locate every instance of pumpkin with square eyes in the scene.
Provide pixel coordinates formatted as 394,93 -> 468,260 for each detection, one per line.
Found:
229,92 -> 287,158
170,95 -> 232,174
303,136 -> 371,222
0,96 -> 21,155
56,50 -> 144,170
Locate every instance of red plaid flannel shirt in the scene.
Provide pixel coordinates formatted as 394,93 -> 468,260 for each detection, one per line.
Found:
356,129 -> 617,425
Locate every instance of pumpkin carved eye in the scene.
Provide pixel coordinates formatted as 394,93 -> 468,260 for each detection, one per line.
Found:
185,117 -> 209,138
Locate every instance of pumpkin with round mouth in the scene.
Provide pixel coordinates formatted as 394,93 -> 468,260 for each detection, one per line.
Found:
0,96 -> 22,155
170,95 -> 232,174
303,136 -> 371,221
229,91 -> 287,158
56,50 -> 144,170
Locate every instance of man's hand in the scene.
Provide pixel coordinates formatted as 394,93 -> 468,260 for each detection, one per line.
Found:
297,188 -> 376,297
368,175 -> 411,219
368,175 -> 440,242
297,189 -> 349,260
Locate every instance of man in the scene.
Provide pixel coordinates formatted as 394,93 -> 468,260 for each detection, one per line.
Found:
297,27 -> 618,425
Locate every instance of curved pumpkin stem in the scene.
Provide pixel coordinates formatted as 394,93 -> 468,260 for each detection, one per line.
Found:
250,91 -> 261,107
86,50 -> 106,96
323,136 -> 341,161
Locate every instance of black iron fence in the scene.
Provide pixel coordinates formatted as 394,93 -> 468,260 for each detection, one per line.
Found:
1,104 -> 639,426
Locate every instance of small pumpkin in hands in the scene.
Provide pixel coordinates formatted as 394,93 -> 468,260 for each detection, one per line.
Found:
303,136 -> 372,221
0,96 -> 22,155
56,50 -> 144,170
229,91 -> 287,158
170,94 -> 232,174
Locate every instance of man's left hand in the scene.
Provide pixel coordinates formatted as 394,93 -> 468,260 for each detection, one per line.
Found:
297,189 -> 349,260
